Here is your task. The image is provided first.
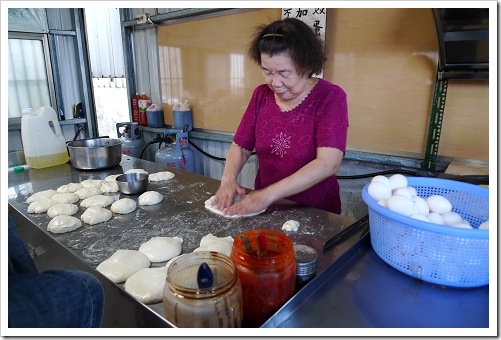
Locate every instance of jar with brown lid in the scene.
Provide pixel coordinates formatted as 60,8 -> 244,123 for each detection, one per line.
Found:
230,229 -> 296,327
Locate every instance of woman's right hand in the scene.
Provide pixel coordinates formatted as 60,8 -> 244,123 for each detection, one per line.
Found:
212,141 -> 252,211
212,179 -> 246,211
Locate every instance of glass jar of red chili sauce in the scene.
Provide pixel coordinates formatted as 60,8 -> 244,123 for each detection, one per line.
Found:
230,229 -> 296,327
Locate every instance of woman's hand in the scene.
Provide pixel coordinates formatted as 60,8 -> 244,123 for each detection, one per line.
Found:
223,190 -> 273,217
212,142 -> 252,211
212,179 -> 246,211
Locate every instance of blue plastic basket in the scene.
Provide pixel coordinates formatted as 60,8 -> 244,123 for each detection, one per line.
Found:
362,177 -> 489,287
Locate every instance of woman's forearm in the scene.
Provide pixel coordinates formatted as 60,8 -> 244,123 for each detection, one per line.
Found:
221,142 -> 252,183
260,147 -> 343,203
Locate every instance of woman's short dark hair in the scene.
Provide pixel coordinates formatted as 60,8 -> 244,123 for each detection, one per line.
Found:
248,17 -> 327,77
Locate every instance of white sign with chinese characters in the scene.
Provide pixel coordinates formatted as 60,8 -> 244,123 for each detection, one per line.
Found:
282,8 -> 327,40
282,8 -> 327,77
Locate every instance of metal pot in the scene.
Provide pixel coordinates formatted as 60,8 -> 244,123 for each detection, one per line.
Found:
67,138 -> 123,170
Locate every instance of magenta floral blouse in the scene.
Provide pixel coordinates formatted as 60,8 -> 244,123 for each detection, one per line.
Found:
233,78 -> 349,214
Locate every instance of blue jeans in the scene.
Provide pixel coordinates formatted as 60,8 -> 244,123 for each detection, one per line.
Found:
8,216 -> 105,328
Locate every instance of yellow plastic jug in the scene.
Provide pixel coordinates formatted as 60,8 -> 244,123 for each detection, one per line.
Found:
21,106 -> 69,169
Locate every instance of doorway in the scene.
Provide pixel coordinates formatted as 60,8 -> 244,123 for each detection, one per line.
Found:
84,8 -> 130,138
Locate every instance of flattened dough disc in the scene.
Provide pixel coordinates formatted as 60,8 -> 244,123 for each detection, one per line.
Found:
204,195 -> 266,218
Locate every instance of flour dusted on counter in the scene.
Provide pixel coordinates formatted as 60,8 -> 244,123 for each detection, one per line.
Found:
282,220 -> 300,232
96,249 -> 151,284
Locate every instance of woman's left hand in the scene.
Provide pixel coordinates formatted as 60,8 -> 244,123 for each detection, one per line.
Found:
224,190 -> 272,217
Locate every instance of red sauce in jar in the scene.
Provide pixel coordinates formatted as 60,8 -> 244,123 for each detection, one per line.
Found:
230,229 -> 296,327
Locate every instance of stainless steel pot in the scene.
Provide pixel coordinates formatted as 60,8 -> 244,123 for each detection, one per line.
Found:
67,138 -> 123,170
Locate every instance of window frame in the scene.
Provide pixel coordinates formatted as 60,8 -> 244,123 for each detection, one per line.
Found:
8,31 -> 57,124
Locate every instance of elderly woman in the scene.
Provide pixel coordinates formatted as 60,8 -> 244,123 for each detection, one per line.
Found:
212,17 -> 349,216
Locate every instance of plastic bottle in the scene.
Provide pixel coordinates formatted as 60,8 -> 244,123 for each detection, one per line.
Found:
132,93 -> 140,123
21,106 -> 70,169
230,229 -> 296,327
138,93 -> 151,127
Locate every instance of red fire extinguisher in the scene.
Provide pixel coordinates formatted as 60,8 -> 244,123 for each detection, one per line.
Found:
132,93 -> 140,123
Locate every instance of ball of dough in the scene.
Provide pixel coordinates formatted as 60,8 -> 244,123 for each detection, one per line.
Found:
105,174 -> 121,182
149,171 -> 175,182
138,191 -> 164,206
80,206 -> 112,225
193,234 -> 234,257
81,179 -> 104,189
51,192 -> 80,204
47,215 -> 82,234
75,187 -> 102,200
80,195 -> 115,208
138,236 -> 183,262
96,249 -> 151,283
111,198 -> 137,214
124,267 -> 168,304
27,198 -> 58,214
126,168 -> 148,175
47,203 -> 79,218
100,180 -> 119,193
282,220 -> 300,232
26,189 -> 57,204
57,183 -> 83,193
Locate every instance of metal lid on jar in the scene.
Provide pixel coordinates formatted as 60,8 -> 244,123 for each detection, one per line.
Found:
293,244 -> 318,276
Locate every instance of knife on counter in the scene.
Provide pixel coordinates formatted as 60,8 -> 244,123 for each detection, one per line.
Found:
323,214 -> 369,251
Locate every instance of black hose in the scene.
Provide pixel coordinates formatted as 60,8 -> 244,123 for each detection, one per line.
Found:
139,140 -> 158,160
337,169 -> 421,179
188,140 -> 227,161
188,140 -> 424,180
72,124 -> 85,141
180,140 -> 490,185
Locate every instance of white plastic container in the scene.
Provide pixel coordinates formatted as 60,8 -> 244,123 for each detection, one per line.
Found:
21,106 -> 69,169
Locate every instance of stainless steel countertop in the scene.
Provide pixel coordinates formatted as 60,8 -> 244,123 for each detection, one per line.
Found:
8,155 -> 358,327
